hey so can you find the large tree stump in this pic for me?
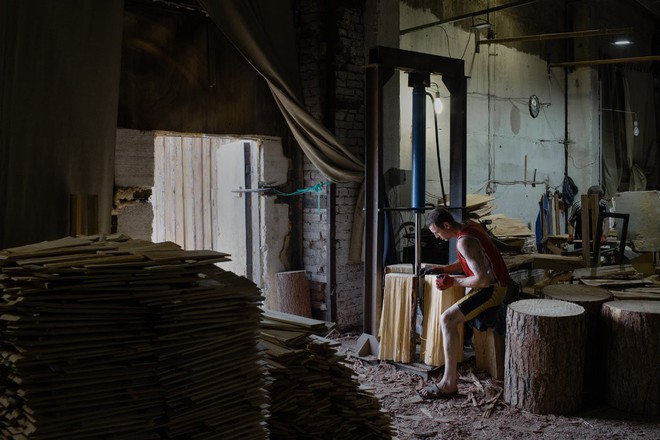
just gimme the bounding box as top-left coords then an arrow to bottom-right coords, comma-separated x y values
276,270 -> 312,318
602,300 -> 660,415
505,299 -> 586,414
543,284 -> 612,398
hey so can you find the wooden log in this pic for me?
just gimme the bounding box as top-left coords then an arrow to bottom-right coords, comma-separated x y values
275,270 -> 312,318
542,284 -> 612,399
378,273 -> 415,363
474,328 -> 505,380
602,300 -> 660,415
419,275 -> 464,366
505,299 -> 586,414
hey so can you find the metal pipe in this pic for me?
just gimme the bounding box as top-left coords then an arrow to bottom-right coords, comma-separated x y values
478,27 -> 633,45
549,55 -> 660,68
400,0 -> 537,35
411,82 -> 426,215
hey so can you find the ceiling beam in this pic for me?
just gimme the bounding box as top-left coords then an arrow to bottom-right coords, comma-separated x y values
400,0 -> 537,36
549,55 -> 660,68
478,27 -> 633,45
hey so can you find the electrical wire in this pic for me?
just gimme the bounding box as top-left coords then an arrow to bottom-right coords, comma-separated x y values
425,92 -> 447,206
460,30 -> 472,60
437,26 -> 452,58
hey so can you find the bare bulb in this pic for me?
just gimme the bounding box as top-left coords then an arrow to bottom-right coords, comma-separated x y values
433,94 -> 443,114
633,120 -> 640,137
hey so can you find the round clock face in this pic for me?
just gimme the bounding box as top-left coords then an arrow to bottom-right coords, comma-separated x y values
529,95 -> 540,118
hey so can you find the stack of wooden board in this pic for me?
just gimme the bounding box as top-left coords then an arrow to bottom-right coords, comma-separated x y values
479,214 -> 534,250
260,310 -> 393,439
377,273 -> 415,363
571,264 -> 660,300
0,235 -> 267,440
420,276 -> 464,366
439,194 -> 495,220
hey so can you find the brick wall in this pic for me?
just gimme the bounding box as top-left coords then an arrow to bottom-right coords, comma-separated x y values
296,0 -> 365,331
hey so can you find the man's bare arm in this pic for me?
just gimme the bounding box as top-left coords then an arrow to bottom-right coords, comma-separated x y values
452,236 -> 494,288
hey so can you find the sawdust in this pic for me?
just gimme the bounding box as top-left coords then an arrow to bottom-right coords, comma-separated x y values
331,334 -> 660,440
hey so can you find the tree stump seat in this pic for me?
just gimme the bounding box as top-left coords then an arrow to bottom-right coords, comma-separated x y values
602,300 -> 660,416
505,298 -> 586,415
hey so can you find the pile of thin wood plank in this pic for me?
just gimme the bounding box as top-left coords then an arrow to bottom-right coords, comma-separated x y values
0,235 -> 267,440
260,310 -> 394,439
572,264 -> 660,300
440,194 -> 533,250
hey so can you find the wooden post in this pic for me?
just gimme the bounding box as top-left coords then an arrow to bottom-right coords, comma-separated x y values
602,300 -> 660,415
580,194 -> 591,267
505,299 -> 586,414
542,284 -> 612,399
276,271 -> 312,318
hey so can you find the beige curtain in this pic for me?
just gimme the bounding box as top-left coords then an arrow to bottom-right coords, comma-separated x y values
602,66 -> 656,197
199,0 -> 364,182
199,0 -> 366,261
623,68 -> 656,191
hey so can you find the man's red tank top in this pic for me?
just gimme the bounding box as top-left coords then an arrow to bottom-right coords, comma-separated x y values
456,223 -> 509,287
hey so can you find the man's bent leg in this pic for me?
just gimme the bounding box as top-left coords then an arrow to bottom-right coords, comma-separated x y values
437,304 -> 466,393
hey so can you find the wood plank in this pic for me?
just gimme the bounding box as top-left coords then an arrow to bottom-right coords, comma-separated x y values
182,137 -> 196,250
201,137 -> 213,250
173,136 -> 185,248
153,135 -> 165,243
531,253 -> 585,270
163,136 -> 176,244
210,138 -> 220,252
192,137 -> 204,250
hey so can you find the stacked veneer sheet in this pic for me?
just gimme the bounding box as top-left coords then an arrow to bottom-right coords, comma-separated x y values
0,235 -> 267,440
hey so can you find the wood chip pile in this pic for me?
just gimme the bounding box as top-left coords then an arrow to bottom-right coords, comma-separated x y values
0,235 -> 268,440
260,310 -> 394,439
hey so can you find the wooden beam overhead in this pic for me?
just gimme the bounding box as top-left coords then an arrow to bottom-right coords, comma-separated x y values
478,27 -> 634,45
549,55 -> 660,68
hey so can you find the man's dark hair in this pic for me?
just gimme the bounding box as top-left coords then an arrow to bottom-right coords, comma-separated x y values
425,208 -> 458,228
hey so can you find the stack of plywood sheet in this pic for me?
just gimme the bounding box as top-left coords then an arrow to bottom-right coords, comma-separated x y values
0,235 -> 267,440
479,213 -> 534,250
465,194 -> 496,220
439,194 -> 496,220
260,310 -> 393,439
439,194 -> 533,250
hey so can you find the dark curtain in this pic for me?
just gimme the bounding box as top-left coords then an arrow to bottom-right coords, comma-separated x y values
602,65 -> 657,196
0,0 -> 124,247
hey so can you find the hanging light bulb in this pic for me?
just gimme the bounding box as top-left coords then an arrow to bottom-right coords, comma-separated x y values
633,119 -> 640,137
433,91 -> 444,114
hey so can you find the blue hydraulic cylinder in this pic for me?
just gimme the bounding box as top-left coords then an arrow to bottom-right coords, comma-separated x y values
411,84 -> 426,213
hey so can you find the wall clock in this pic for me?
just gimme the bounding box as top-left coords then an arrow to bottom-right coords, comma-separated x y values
529,94 -> 540,118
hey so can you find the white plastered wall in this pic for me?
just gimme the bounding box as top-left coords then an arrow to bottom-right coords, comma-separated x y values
258,138 -> 290,310
396,4 -> 600,232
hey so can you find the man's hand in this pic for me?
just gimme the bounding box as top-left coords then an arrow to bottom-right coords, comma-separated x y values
435,274 -> 454,290
420,265 -> 447,276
